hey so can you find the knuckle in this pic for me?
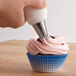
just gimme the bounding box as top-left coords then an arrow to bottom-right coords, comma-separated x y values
10,20 -> 25,29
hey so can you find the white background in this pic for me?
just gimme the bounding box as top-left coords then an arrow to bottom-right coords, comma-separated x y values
0,0 -> 76,42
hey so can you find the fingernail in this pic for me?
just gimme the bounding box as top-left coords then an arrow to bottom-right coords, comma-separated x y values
42,0 -> 47,5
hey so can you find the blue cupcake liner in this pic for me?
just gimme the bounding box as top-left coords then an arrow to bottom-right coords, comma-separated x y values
27,53 -> 68,72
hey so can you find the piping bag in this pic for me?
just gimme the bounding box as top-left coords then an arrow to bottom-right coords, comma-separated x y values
24,6 -> 48,39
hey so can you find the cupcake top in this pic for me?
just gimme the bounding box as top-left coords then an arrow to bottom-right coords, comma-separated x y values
26,36 -> 69,55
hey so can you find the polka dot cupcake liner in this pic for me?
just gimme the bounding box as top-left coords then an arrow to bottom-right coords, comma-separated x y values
27,53 -> 68,72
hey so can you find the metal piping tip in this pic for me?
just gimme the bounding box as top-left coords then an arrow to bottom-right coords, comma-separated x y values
33,21 -> 48,38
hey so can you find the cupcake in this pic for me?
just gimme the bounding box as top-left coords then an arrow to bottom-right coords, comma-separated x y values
26,36 -> 69,72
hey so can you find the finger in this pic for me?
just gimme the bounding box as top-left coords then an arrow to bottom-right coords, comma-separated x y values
24,0 -> 47,9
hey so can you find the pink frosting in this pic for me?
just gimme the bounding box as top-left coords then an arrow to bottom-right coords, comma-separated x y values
26,36 -> 69,55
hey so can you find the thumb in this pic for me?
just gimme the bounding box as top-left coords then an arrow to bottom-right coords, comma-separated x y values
25,0 -> 47,8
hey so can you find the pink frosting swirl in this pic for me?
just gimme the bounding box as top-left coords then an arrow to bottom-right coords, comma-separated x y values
26,36 -> 69,55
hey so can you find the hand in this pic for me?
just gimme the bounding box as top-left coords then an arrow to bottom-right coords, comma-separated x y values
0,0 -> 47,28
